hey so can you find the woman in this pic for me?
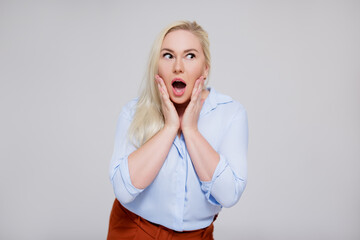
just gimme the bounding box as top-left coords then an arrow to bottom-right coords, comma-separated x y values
108,21 -> 248,240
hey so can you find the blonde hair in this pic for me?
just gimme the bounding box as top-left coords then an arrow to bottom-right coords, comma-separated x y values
128,21 -> 211,147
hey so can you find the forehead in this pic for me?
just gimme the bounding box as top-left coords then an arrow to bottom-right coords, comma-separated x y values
161,30 -> 202,51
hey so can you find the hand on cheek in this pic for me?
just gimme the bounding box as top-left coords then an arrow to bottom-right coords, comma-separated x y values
181,76 -> 205,133
155,75 -> 180,131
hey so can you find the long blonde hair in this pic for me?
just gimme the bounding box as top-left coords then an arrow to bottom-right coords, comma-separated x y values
128,20 -> 211,147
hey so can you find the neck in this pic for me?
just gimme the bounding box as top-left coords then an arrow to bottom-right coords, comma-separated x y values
174,100 -> 189,117
173,89 -> 210,117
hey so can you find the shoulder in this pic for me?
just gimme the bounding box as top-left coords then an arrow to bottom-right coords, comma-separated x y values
209,88 -> 247,119
118,98 -> 138,121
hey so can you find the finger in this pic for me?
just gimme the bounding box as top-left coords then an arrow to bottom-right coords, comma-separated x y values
192,76 -> 204,101
193,77 -> 205,107
189,82 -> 199,105
191,78 -> 202,98
155,75 -> 169,99
155,75 -> 162,92
158,77 -> 170,98
157,83 -> 164,96
198,76 -> 205,94
155,77 -> 164,96
155,74 -> 162,86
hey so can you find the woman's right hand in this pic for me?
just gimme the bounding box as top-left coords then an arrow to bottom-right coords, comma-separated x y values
155,75 -> 180,132
126,76 -> 180,190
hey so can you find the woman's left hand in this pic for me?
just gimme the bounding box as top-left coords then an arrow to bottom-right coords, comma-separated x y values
181,76 -> 205,133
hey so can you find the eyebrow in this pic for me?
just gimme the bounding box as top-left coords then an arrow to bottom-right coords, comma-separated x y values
161,48 -> 199,53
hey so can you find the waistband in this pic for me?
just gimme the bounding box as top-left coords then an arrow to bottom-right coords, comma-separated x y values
116,199 -> 216,239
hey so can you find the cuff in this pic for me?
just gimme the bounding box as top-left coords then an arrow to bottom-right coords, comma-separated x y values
119,155 -> 144,196
200,154 -> 229,206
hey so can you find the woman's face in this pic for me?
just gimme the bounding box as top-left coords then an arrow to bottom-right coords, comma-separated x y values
158,29 -> 209,105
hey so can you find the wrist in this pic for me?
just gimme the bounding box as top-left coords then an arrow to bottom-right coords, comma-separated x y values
182,127 -> 199,137
163,124 -> 179,134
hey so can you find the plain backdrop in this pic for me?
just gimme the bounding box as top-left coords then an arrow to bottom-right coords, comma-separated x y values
0,0 -> 359,239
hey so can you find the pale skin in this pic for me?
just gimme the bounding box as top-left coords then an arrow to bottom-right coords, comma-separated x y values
128,30 -> 220,189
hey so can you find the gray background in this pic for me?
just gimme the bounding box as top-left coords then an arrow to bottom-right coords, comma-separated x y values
0,0 -> 359,239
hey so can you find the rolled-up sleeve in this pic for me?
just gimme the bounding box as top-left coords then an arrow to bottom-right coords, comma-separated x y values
109,105 -> 144,204
201,106 -> 248,208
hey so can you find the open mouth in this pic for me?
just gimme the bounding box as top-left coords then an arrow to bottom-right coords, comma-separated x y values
171,79 -> 187,96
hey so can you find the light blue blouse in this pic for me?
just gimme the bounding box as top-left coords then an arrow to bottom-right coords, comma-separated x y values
109,87 -> 248,232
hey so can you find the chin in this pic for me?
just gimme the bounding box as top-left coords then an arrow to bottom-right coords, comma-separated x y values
170,95 -> 191,106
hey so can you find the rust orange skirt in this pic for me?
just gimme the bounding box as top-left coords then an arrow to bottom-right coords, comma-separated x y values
107,199 -> 215,240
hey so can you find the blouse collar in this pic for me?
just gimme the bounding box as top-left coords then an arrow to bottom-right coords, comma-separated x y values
200,87 -> 233,117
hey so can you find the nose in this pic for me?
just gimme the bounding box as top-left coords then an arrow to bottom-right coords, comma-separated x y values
173,58 -> 184,73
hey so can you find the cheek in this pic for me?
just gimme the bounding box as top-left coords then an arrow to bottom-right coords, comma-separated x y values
157,62 -> 173,90
187,63 -> 206,80
158,61 -> 172,78
157,62 -> 165,77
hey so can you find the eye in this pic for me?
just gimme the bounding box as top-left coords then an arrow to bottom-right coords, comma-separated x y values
185,53 -> 196,59
163,53 -> 173,59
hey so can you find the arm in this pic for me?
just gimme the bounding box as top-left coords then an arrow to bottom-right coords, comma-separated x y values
110,112 -> 177,204
128,125 -> 177,189
200,107 -> 248,208
109,107 -> 140,204
110,76 -> 180,204
182,79 -> 248,207
182,129 -> 220,181
182,77 -> 220,181
127,75 -> 180,189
